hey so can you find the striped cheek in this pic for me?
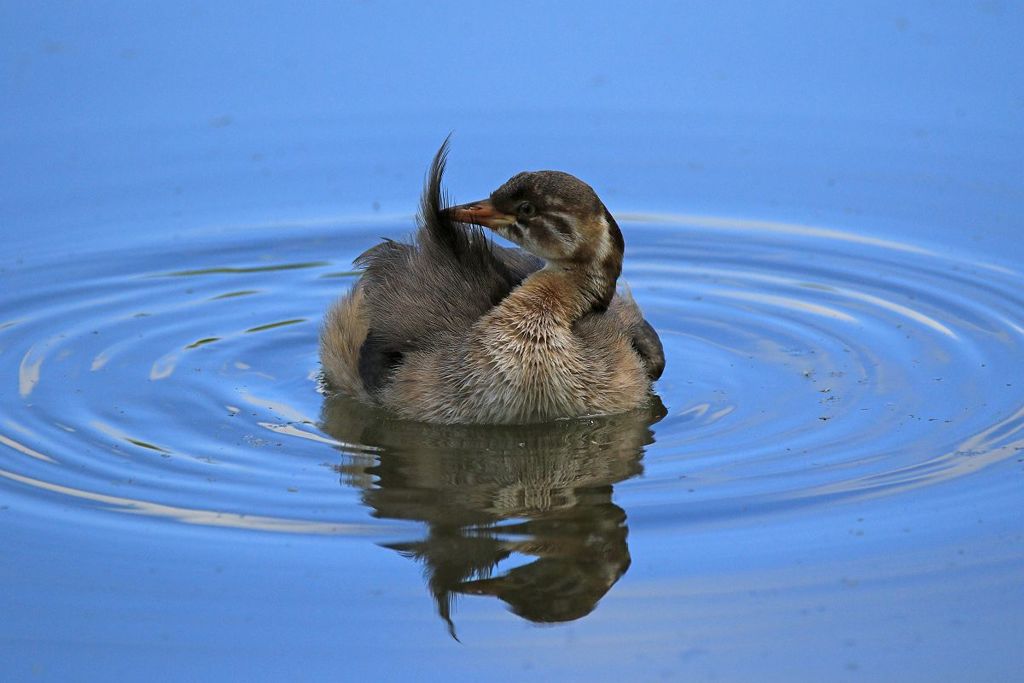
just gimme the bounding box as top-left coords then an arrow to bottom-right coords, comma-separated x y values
545,212 -> 578,239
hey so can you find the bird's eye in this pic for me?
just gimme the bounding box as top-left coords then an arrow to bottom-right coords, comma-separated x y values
517,201 -> 536,218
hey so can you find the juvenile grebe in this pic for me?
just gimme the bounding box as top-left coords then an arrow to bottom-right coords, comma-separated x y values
320,142 -> 663,424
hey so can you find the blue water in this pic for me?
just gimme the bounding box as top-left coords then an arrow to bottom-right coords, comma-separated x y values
2,3 -> 1023,681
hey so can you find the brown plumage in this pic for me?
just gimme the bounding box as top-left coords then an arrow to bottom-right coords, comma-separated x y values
319,141 -> 664,424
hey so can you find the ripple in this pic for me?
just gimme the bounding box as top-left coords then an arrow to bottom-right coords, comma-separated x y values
620,214 -> 1024,523
0,215 -> 1022,544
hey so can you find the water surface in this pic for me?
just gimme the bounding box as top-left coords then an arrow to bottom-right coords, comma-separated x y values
2,210 -> 1022,680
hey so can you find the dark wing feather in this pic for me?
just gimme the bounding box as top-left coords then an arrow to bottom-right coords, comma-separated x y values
630,319 -> 665,380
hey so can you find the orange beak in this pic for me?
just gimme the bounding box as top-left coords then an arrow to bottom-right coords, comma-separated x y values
445,199 -> 516,229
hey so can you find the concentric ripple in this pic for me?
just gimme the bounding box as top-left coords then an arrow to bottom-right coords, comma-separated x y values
620,214 -> 1024,525
0,216 -> 1022,537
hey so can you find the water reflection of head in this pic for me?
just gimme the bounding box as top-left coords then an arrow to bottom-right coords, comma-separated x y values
321,394 -> 665,635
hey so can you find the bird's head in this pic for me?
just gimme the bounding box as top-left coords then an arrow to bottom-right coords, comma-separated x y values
446,171 -> 624,277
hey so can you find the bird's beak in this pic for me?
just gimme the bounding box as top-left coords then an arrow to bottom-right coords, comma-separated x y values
445,199 -> 516,229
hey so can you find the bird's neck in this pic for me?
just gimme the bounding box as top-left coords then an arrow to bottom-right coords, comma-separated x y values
487,209 -> 624,329
500,261 -> 618,327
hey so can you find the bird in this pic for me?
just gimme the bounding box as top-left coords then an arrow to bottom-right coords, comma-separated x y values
319,140 -> 664,424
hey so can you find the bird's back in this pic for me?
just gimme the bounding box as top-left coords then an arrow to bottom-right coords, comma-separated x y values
352,142 -> 542,392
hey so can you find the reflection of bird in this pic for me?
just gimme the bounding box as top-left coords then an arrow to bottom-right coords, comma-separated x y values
320,140 -> 664,424
321,394 -> 665,636
454,499 -> 630,624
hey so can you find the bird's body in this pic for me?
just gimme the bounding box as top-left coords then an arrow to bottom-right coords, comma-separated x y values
320,142 -> 664,424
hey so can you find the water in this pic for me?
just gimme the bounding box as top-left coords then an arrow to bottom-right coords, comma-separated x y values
3,212 -> 1022,678
3,3 -> 1023,681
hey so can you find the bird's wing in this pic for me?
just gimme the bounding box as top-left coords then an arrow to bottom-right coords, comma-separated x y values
355,141 -> 541,377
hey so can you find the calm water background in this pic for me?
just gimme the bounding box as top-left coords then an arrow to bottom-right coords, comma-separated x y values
2,2 -> 1023,681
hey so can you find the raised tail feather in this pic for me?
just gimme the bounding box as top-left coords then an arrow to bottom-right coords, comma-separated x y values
419,136 -> 534,282
354,140 -> 541,393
